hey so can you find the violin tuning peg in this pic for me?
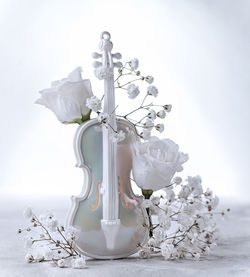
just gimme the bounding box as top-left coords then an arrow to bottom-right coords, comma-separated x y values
114,62 -> 123,68
112,53 -> 122,60
93,61 -> 102,68
92,52 -> 102,59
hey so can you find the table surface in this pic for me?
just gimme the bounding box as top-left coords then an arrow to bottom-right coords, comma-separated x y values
1,196 -> 250,277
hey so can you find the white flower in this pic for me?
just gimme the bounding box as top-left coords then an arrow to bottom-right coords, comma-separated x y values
145,76 -> 154,84
157,110 -> 166,119
164,188 -> 175,203
43,247 -> 53,260
71,256 -> 87,269
192,252 -> 200,260
140,129 -> 151,140
148,237 -> 160,247
178,185 -> 191,199
139,248 -> 151,259
24,253 -> 34,263
147,85 -> 158,97
187,176 -> 203,196
94,66 -> 113,80
164,104 -> 172,113
177,213 -> 193,227
158,214 -> 171,230
210,195 -> 219,209
127,84 -> 140,99
57,259 -> 65,268
112,130 -> 126,142
39,211 -> 58,232
24,238 -> 33,249
155,124 -> 164,133
160,242 -> 174,259
141,199 -> 152,209
23,207 -> 33,219
129,58 -> 139,71
132,137 -> 189,191
148,109 -> 156,120
34,251 -> 44,262
97,112 -> 109,124
151,196 -> 160,206
86,96 -> 102,112
173,176 -> 182,184
144,119 -> 154,131
36,67 -> 93,123
153,227 -> 165,241
65,226 -> 80,241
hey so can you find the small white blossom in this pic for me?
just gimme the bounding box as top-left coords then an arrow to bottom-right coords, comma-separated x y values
23,207 -> 33,219
164,104 -> 172,112
112,130 -> 126,142
160,242 -> 174,259
24,238 -> 33,249
95,66 -> 113,80
148,237 -> 160,247
141,199 -> 152,209
147,86 -> 158,97
39,211 -> 58,232
153,227 -> 165,241
140,129 -> 151,140
65,226 -> 80,241
148,109 -> 156,120
210,195 -> 219,209
192,252 -> 200,260
157,110 -> 166,119
155,124 -> 164,133
177,213 -> 193,227
127,84 -> 140,99
187,176 -> 203,196
34,251 -> 44,262
178,185 -> 191,199
71,256 -> 87,269
145,76 -> 154,84
144,119 -> 154,131
24,253 -> 34,263
139,248 -> 151,259
129,58 -> 139,71
164,189 -> 175,203
151,196 -> 160,206
86,96 -> 102,112
158,214 -> 171,230
57,259 -> 66,268
97,112 -> 109,124
173,176 -> 182,184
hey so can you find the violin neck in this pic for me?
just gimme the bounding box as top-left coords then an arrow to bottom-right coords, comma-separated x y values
100,33 -> 119,222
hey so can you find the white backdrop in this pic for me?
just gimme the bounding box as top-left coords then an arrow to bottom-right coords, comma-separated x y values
0,0 -> 249,202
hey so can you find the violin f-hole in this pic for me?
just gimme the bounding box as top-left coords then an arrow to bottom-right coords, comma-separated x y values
89,180 -> 102,210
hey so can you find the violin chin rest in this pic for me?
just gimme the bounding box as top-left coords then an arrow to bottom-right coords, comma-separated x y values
101,219 -> 121,250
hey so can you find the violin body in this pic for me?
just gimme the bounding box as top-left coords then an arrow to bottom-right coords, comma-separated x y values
67,118 -> 149,259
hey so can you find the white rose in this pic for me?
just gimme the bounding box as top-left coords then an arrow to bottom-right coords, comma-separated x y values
132,137 -> 189,191
36,67 -> 93,123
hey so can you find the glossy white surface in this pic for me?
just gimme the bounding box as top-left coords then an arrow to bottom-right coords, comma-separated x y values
1,196 -> 249,277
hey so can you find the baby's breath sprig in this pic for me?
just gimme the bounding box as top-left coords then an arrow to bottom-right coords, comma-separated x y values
18,209 -> 86,269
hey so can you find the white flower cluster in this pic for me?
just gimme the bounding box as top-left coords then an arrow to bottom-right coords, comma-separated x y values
19,209 -> 86,269
138,175 -> 226,260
